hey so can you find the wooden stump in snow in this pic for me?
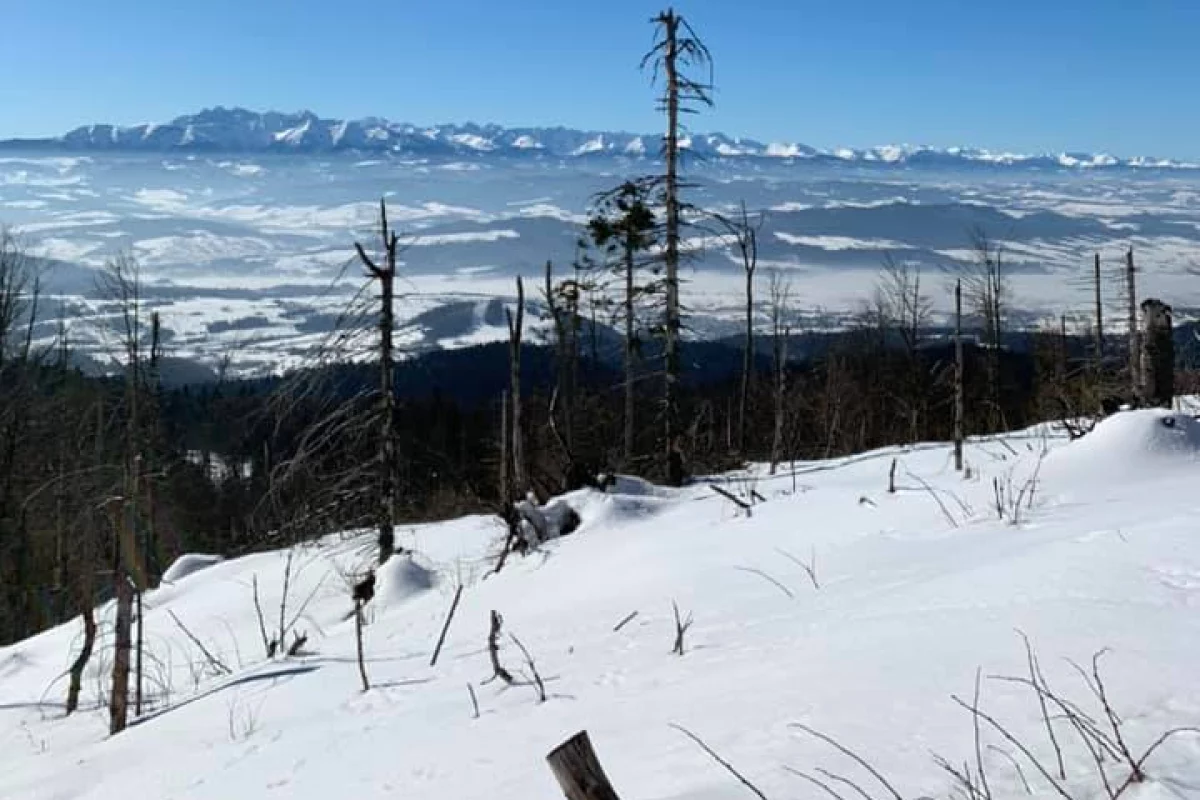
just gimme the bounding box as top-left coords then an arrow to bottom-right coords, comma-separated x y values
1139,298 -> 1174,409
547,730 -> 622,800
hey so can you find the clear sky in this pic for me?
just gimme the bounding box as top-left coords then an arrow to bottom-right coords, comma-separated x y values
3,0 -> 1199,158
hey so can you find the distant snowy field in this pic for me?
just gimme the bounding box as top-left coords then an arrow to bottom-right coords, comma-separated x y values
3,152 -> 1200,373
3,407 -> 1200,799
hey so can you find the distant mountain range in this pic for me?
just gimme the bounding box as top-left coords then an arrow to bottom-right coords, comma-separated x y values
2,107 -> 1196,171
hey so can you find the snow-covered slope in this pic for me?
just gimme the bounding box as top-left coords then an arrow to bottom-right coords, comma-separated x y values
3,106 -> 1196,169
3,410 -> 1200,799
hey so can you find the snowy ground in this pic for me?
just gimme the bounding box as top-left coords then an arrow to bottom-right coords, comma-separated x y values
3,409 -> 1200,799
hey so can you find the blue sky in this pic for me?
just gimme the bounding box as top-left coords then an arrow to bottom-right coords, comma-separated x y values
3,0 -> 1199,158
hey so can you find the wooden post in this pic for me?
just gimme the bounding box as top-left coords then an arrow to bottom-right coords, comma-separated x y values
1125,247 -> 1139,401
547,730 -> 623,800
1139,298 -> 1174,408
954,279 -> 964,472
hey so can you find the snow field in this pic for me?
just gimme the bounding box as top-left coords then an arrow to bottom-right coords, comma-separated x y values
2,411 -> 1200,799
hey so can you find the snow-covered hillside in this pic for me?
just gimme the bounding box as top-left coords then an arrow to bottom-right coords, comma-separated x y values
3,106 -> 1197,169
3,409 -> 1200,799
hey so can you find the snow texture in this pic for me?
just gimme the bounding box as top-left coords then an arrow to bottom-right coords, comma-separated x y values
160,554 -> 225,584
3,410 -> 1200,799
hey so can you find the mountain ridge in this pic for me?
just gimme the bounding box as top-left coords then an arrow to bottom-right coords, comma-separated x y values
1,106 -> 1195,170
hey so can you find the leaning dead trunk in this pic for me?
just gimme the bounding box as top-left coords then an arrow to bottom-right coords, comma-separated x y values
66,607 -> 97,715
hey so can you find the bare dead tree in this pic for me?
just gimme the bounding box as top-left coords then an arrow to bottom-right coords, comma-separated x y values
1124,247 -> 1139,401
486,609 -> 514,685
768,271 -> 791,474
99,252 -> 150,735
506,278 -> 527,497
962,229 -> 1009,431
499,392 -> 510,507
65,606 -> 97,715
643,7 -> 714,486
542,259 -> 579,482
354,199 -> 402,564
873,254 -> 932,442
714,202 -> 764,456
954,278 -> 965,472
0,228 -> 42,643
671,600 -> 693,655
1093,252 -> 1104,361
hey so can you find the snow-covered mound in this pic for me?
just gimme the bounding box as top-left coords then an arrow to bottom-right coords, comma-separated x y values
160,553 -> 224,584
375,553 -> 436,610
1042,409 -> 1200,486
3,426 -> 1200,800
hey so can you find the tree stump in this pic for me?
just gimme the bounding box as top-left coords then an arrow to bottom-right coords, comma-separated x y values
547,730 -> 622,800
1139,298 -> 1174,408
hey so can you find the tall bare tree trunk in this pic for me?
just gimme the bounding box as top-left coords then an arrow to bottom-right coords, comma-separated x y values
355,201 -> 400,564
739,241 -> 755,456
623,235 -> 636,467
499,392 -> 510,504
1093,252 -> 1104,361
110,512 -> 133,734
506,278 -> 526,496
954,279 -> 964,473
661,10 -> 684,486
1125,246 -> 1139,401
768,273 -> 789,475
770,328 -> 787,474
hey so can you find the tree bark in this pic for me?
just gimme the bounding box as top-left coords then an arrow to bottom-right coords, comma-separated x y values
355,200 -> 399,564
1139,298 -> 1174,408
506,278 -> 526,496
109,566 -> 132,734
1093,252 -> 1104,361
740,245 -> 755,456
661,10 -> 683,487
547,730 -> 623,800
499,392 -> 510,505
954,279 -> 965,472
623,233 -> 636,467
1125,247 -> 1139,401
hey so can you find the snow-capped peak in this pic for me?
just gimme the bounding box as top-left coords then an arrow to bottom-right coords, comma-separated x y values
10,106 -> 1195,170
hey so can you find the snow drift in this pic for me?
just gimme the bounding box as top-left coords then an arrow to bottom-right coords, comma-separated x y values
3,420 -> 1200,800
